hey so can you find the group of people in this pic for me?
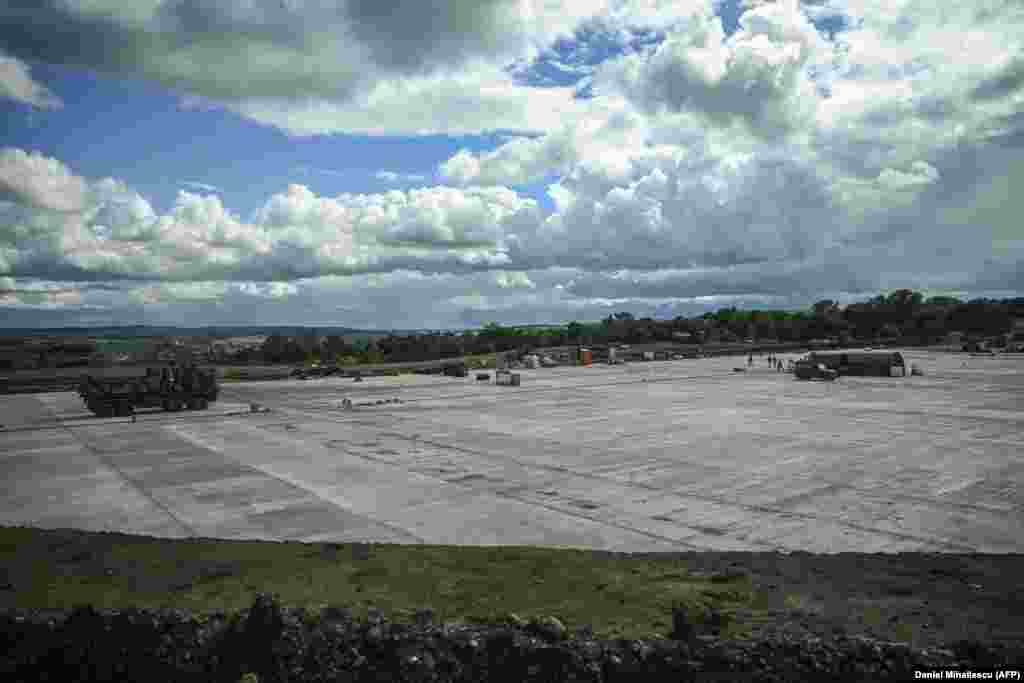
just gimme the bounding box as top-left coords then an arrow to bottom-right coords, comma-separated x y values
748,352 -> 787,372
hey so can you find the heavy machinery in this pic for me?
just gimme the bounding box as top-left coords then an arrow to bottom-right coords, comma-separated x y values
77,364 -> 219,417
792,359 -> 839,381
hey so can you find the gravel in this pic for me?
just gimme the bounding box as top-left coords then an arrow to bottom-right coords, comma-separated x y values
2,594 -> 1021,682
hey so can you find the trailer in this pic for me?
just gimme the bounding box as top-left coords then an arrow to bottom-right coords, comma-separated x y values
793,360 -> 838,381
807,350 -> 906,377
77,365 -> 219,417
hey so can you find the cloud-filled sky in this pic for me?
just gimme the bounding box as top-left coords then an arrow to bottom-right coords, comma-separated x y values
0,0 -> 1021,329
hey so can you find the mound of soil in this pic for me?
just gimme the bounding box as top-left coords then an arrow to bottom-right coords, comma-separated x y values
2,594 -> 1022,683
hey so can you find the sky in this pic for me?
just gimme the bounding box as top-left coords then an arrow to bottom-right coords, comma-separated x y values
0,0 -> 1022,330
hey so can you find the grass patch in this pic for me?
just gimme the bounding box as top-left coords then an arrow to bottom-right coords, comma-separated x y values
0,526 -> 757,640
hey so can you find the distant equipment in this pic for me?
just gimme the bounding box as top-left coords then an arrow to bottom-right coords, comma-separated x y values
77,365 -> 219,417
476,372 -> 491,381
495,370 -> 521,386
806,350 -> 906,377
793,360 -> 839,381
442,363 -> 468,378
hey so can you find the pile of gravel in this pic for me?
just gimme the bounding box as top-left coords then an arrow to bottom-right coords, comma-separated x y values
1,595 -> 1020,682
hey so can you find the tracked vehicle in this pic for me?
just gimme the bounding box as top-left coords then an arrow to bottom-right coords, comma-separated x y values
77,364 -> 219,417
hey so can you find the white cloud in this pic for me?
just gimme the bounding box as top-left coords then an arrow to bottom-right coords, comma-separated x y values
375,170 -> 427,183
3,1 -> 1024,326
224,66 -> 584,136
0,148 -> 87,212
0,51 -> 62,109
181,181 -> 222,193
0,148 -> 546,284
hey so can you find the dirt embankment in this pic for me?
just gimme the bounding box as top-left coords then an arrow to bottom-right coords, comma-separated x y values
2,594 -> 1022,683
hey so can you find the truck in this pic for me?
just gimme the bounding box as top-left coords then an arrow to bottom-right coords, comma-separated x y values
77,365 -> 219,417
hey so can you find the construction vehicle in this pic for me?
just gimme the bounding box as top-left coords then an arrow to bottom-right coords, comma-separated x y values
77,364 -> 219,417
792,359 -> 839,381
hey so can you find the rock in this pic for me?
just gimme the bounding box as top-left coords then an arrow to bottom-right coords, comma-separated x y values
506,613 -> 528,628
528,615 -> 567,641
321,605 -> 353,624
414,607 -> 434,628
575,624 -> 594,640
351,543 -> 371,562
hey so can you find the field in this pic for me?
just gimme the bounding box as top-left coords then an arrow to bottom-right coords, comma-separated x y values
1,350 -> 1022,646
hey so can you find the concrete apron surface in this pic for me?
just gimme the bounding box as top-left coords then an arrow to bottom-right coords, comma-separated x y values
1,350 -> 1022,553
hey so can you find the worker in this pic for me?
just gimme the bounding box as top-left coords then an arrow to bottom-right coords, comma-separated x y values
748,354 -> 753,367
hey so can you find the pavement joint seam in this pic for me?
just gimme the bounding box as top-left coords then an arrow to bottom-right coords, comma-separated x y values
364,426 -> 978,553
323,438 -> 709,551
48,407 -> 199,538
164,424 -> 429,545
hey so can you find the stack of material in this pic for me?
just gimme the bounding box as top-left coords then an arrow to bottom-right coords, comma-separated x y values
495,371 -> 521,386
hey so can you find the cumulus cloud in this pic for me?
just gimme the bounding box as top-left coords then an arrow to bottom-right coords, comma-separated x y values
0,51 -> 62,109
597,1 -> 828,137
3,1 -> 1024,327
0,148 -> 543,284
0,0 -> 611,136
0,148 -> 88,212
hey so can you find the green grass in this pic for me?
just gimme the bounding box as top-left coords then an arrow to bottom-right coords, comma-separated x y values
0,527 -> 756,639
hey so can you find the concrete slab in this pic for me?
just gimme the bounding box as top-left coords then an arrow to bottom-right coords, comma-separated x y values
1,350 -> 1022,552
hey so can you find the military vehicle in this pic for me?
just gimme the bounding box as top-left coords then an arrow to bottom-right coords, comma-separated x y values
793,359 -> 839,381
77,364 -> 219,417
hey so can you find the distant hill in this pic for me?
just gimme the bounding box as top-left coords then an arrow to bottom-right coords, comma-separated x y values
0,326 -> 394,339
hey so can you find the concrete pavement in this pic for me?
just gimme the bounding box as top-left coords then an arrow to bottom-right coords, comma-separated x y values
1,350 -> 1021,552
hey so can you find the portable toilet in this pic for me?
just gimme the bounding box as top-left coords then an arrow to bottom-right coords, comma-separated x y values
580,348 -> 593,366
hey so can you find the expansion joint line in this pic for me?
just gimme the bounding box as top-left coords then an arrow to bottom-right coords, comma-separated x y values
44,400 -> 199,538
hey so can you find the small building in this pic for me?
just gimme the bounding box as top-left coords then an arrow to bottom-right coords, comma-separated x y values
808,350 -> 906,377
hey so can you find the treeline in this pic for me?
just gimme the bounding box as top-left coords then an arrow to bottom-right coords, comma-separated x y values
219,290 -> 1023,366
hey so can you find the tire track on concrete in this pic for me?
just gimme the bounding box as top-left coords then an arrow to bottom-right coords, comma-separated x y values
321,438 -> 710,552
165,424 -> 427,545
55,420 -> 199,538
355,426 -> 976,552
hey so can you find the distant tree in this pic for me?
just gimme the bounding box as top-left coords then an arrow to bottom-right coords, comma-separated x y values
566,321 -> 584,340
261,333 -> 286,362
925,295 -> 963,306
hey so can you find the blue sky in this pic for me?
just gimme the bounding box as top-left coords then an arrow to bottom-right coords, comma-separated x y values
0,1 -> 1021,328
